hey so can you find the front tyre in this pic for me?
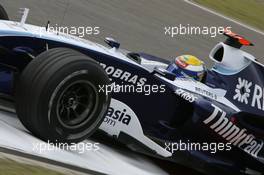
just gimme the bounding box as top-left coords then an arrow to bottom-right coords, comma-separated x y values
15,48 -> 110,143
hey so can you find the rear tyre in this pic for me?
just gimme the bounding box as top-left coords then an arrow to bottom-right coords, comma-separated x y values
0,4 -> 9,20
15,48 -> 110,143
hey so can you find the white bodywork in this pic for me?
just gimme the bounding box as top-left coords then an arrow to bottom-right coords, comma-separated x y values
209,42 -> 264,75
99,99 -> 172,157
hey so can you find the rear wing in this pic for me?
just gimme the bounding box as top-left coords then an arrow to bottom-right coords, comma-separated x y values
223,29 -> 254,48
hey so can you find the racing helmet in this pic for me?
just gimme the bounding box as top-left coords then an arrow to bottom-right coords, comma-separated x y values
167,55 -> 206,81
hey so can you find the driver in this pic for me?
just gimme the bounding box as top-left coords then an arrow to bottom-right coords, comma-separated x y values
167,55 -> 206,82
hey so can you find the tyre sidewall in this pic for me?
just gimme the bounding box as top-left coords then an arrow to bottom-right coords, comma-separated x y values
34,59 -> 109,143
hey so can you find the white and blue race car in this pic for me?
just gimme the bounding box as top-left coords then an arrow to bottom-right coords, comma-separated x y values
0,5 -> 263,175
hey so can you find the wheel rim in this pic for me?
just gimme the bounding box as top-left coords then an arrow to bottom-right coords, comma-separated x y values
56,80 -> 98,128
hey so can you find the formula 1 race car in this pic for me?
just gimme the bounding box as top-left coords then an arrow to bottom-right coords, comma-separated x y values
0,5 -> 263,175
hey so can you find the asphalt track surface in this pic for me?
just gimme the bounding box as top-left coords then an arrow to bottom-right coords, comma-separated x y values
1,0 -> 264,65
0,0 -> 263,175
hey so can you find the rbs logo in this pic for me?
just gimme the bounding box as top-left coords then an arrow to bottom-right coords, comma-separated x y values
233,77 -> 264,111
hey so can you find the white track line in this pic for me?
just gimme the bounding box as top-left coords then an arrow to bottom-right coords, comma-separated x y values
184,0 -> 264,36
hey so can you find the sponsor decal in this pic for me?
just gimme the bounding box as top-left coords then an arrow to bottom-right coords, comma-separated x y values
175,89 -> 197,102
203,104 -> 263,158
103,106 -> 131,127
100,63 -> 147,85
195,87 -> 217,100
233,77 -> 264,111
233,77 -> 252,104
